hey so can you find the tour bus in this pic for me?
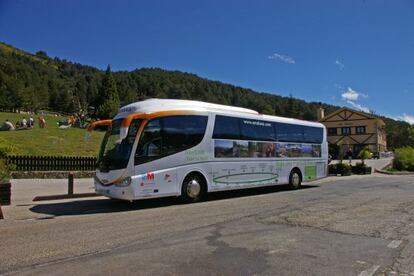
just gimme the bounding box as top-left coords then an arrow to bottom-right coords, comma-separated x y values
88,99 -> 328,203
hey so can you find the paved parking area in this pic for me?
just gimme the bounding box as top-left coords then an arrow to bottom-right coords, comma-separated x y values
1,172 -> 413,275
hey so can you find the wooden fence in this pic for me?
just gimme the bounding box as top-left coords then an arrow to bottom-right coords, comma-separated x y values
7,155 -> 97,171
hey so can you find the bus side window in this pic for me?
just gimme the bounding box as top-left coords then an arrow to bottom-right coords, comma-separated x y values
161,116 -> 207,155
212,116 -> 241,140
303,126 -> 323,144
240,119 -> 276,141
135,119 -> 162,162
275,123 -> 304,142
135,116 -> 208,165
126,119 -> 141,144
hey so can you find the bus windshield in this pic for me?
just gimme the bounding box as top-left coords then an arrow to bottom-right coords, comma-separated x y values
97,119 -> 142,172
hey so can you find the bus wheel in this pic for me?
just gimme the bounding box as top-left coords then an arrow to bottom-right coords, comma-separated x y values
289,169 -> 302,190
181,173 -> 206,203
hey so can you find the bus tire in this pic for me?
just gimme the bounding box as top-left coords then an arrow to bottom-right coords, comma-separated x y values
180,172 -> 207,203
289,168 -> 302,190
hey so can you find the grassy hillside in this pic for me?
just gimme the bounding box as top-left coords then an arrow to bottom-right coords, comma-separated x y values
0,42 -> 55,67
0,112 -> 104,156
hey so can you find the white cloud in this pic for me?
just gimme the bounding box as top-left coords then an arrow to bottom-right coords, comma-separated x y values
397,113 -> 414,125
341,87 -> 367,101
268,53 -> 295,64
346,100 -> 370,113
335,60 -> 345,70
340,87 -> 370,113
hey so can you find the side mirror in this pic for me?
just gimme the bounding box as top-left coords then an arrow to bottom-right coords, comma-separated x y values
85,120 -> 112,141
87,120 -> 112,132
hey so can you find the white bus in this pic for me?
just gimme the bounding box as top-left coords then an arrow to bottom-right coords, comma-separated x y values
89,99 -> 328,203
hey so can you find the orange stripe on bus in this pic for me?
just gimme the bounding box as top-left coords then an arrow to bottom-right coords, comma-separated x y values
121,110 -> 203,127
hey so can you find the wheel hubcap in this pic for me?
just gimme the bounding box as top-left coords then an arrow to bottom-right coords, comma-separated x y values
292,173 -> 300,187
187,179 -> 201,198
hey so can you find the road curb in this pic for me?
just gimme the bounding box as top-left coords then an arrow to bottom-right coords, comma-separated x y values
375,169 -> 414,175
33,192 -> 100,201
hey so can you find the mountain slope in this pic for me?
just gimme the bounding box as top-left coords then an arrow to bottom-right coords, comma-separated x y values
0,41 -> 412,149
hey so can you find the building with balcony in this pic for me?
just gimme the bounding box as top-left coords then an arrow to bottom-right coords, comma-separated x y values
318,107 -> 387,158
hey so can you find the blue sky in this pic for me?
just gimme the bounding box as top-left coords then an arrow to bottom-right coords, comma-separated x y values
0,0 -> 413,123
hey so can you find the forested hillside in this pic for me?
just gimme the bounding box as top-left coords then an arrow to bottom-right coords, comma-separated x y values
0,41 -> 413,149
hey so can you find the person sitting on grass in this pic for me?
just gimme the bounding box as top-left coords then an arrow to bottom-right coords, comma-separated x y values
0,119 -> 15,131
21,117 -> 27,128
29,115 -> 34,128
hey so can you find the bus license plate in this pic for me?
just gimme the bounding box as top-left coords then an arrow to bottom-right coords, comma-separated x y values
98,189 -> 110,195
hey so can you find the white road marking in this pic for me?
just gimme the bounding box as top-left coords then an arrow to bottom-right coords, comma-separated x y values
387,240 -> 402,249
358,265 -> 380,276
356,260 -> 367,265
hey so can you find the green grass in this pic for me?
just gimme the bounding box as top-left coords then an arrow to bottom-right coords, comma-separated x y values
385,168 -> 400,172
0,112 -> 105,156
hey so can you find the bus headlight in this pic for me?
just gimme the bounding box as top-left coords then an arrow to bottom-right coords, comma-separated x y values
114,176 -> 132,187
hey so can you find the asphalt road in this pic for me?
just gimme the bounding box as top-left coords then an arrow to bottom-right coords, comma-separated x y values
1,174 -> 414,276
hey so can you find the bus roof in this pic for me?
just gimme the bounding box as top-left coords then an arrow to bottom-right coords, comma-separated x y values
115,99 -> 258,118
114,98 -> 324,128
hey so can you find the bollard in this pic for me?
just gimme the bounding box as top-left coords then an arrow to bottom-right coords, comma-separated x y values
0,181 -> 11,219
0,182 -> 11,206
68,172 -> 74,195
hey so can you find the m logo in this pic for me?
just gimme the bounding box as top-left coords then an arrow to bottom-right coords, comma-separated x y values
147,172 -> 155,181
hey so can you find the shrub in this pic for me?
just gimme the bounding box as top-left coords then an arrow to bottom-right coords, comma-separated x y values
328,164 -> 337,175
0,137 -> 19,181
393,147 -> 414,172
352,162 -> 372,174
336,163 -> 352,175
358,147 -> 372,165
329,163 -> 351,175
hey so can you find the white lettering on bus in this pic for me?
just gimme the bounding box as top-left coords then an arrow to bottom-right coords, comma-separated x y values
243,120 -> 271,127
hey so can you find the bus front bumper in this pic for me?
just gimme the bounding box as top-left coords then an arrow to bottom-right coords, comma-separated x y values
94,181 -> 135,201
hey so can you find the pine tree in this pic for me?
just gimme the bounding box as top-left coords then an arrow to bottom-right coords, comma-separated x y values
96,65 -> 120,119
262,104 -> 275,115
285,94 -> 300,118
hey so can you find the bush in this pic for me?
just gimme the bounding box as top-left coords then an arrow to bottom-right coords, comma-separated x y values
352,162 -> 372,175
328,164 -> 337,175
337,163 -> 352,175
0,137 -> 19,181
393,147 -> 414,172
328,163 -> 352,176
358,147 -> 372,165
